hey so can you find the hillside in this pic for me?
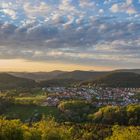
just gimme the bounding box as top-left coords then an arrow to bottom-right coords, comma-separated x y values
38,70 -> 109,87
0,73 -> 36,89
9,71 -> 66,81
9,70 -> 108,81
55,70 -> 108,81
39,78 -> 81,87
114,69 -> 140,74
7,70 -> 140,88
86,72 -> 140,88
9,69 -> 140,82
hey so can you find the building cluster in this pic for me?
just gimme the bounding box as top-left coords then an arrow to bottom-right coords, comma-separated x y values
41,87 -> 140,107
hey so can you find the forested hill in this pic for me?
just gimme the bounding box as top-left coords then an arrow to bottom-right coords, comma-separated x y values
83,72 -> 140,88
0,73 -> 36,89
55,70 -> 108,81
114,69 -> 140,74
9,70 -> 108,81
39,78 -> 81,87
9,69 -> 140,81
1,70 -> 140,88
38,71 -> 109,87
9,70 -> 65,81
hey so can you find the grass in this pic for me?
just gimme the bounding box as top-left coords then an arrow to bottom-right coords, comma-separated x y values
15,95 -> 46,104
4,104 -> 61,121
15,95 -> 46,100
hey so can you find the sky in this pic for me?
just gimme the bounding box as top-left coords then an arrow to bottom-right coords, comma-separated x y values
0,0 -> 140,72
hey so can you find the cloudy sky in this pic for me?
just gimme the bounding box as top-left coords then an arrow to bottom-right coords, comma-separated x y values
0,0 -> 140,71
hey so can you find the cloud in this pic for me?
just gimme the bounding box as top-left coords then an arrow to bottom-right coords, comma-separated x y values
0,15 -> 140,68
0,8 -> 17,19
59,0 -> 76,11
99,9 -> 104,14
23,2 -> 52,19
79,0 -> 95,8
0,0 -> 140,68
110,4 -> 119,13
110,1 -> 137,15
126,0 -> 133,5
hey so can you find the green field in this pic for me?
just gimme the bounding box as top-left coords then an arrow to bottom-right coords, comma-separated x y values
3,104 -> 61,121
15,95 -> 46,105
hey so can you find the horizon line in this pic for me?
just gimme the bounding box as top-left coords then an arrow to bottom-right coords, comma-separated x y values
0,68 -> 140,73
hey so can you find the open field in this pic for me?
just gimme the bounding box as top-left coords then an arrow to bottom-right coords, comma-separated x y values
15,95 -> 46,105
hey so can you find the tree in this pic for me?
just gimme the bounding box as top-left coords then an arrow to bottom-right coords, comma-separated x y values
89,106 -> 127,125
126,104 -> 140,125
0,118 -> 24,140
106,125 -> 140,140
58,100 -> 92,122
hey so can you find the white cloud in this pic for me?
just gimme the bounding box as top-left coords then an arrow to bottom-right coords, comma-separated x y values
110,1 -> 137,15
23,2 -> 52,18
99,9 -> 104,14
126,0 -> 133,5
110,4 -> 119,13
1,8 -> 17,19
59,0 -> 76,12
1,2 -> 12,8
126,7 -> 137,14
62,15 -> 74,29
79,0 -> 95,8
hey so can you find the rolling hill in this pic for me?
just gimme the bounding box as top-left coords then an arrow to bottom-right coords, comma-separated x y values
38,70 -> 109,87
0,73 -> 36,89
9,71 -> 66,81
39,78 -> 81,87
55,70 -> 108,81
9,70 -> 108,81
83,72 -> 140,88
6,70 -> 140,88
114,69 -> 140,74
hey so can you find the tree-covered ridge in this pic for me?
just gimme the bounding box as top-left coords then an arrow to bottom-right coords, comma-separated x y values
0,73 -> 36,89
39,78 -> 81,87
1,71 -> 140,88
83,72 -> 140,88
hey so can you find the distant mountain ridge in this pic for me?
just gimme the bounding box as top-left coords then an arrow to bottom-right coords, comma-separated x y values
114,69 -> 140,74
9,70 -> 65,81
9,69 -> 140,81
0,69 -> 139,88
55,70 -> 108,81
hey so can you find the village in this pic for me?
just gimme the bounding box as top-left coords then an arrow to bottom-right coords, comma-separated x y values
41,87 -> 140,107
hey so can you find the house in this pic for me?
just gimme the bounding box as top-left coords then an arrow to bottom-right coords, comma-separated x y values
41,97 -> 59,107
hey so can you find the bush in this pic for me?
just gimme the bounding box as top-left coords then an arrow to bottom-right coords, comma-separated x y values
0,119 -> 24,140
89,104 -> 140,125
106,125 -> 140,140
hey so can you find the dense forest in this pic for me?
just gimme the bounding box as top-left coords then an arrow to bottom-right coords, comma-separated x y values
0,117 -> 140,140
